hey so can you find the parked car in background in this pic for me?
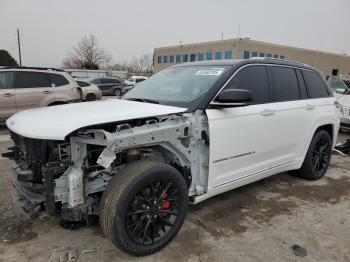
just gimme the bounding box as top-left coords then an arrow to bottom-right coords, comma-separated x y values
86,77 -> 125,96
76,80 -> 102,101
124,75 -> 148,86
327,75 -> 350,131
0,67 -> 81,122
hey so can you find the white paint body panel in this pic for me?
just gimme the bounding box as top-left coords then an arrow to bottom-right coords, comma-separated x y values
206,96 -> 339,193
6,99 -> 186,140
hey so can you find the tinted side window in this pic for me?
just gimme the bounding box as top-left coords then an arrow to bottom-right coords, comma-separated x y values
15,72 -> 48,88
90,78 -> 101,84
0,72 -> 14,89
48,73 -> 69,87
226,65 -> 269,104
77,81 -> 90,87
102,78 -> 121,84
296,70 -> 308,99
101,78 -> 111,84
303,70 -> 330,98
111,78 -> 122,84
271,66 -> 300,102
136,78 -> 145,83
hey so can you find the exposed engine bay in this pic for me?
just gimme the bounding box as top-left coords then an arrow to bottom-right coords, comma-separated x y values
5,111 -> 209,222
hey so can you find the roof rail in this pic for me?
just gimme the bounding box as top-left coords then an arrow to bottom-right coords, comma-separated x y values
0,66 -> 65,72
249,57 -> 305,65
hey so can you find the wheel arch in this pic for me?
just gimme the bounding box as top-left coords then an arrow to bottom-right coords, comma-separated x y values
140,144 -> 192,189
315,124 -> 334,143
48,101 -> 68,106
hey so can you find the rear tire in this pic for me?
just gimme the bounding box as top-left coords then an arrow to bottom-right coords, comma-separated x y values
113,88 -> 121,96
297,130 -> 332,180
100,160 -> 188,256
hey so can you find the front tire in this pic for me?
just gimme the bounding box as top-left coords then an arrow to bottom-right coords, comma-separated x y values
100,160 -> 188,256
297,130 -> 332,180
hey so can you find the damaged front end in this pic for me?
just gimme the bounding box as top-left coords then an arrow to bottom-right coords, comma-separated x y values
4,112 -> 209,222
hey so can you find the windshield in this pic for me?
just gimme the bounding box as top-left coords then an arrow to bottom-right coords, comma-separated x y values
124,65 -> 228,108
327,75 -> 349,94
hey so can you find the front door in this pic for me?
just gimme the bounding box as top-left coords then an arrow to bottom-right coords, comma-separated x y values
14,71 -> 53,112
206,65 -> 275,190
0,71 -> 16,120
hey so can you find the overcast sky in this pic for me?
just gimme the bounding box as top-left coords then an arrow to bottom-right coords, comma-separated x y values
1,0 -> 349,67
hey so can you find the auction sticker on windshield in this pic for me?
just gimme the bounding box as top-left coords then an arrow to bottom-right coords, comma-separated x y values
195,68 -> 225,76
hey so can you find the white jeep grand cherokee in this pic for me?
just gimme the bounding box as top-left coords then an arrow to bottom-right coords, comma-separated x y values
3,58 -> 340,256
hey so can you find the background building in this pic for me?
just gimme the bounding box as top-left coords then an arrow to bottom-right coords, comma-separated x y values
153,38 -> 350,78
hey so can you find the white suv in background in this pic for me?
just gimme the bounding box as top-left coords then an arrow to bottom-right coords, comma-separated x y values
4,58 -> 340,256
327,75 -> 350,131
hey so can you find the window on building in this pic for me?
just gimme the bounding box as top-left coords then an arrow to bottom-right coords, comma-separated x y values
280,55 -> 285,59
273,54 -> 279,59
271,66 -> 300,102
190,54 -> 196,62
15,72 -> 48,88
183,54 -> 188,62
243,50 -> 250,59
215,51 -> 222,60
259,53 -> 265,57
224,51 -> 233,59
206,52 -> 212,60
225,65 -> 269,104
163,56 -> 168,63
198,53 -> 204,61
157,56 -> 162,63
267,54 -> 272,58
302,70 -> 330,98
176,55 -> 181,63
170,55 -> 174,63
251,52 -> 258,57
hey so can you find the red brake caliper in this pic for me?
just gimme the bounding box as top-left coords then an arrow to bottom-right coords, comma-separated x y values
160,193 -> 170,217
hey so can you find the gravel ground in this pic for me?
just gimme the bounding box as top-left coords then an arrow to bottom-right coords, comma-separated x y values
0,128 -> 349,262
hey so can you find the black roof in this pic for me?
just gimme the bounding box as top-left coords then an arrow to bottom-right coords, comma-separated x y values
172,58 -> 315,71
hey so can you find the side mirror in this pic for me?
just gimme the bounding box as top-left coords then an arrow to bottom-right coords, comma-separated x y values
336,88 -> 346,94
210,89 -> 252,107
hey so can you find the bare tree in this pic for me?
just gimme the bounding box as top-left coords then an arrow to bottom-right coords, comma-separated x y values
63,34 -> 111,69
129,54 -> 153,75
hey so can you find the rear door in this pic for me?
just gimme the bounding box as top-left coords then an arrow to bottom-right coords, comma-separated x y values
267,66 -> 312,167
48,73 -> 79,101
206,65 -> 275,190
14,71 -> 52,111
0,71 -> 16,120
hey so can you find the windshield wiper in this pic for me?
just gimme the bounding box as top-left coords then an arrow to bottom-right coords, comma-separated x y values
126,98 -> 159,104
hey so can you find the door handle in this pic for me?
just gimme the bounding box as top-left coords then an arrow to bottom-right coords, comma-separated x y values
305,104 -> 315,110
3,93 -> 14,97
43,90 -> 52,94
260,109 -> 275,116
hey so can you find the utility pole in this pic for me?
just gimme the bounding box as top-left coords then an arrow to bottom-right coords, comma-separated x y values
17,29 -> 22,66
238,23 -> 241,38
221,32 -> 224,40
